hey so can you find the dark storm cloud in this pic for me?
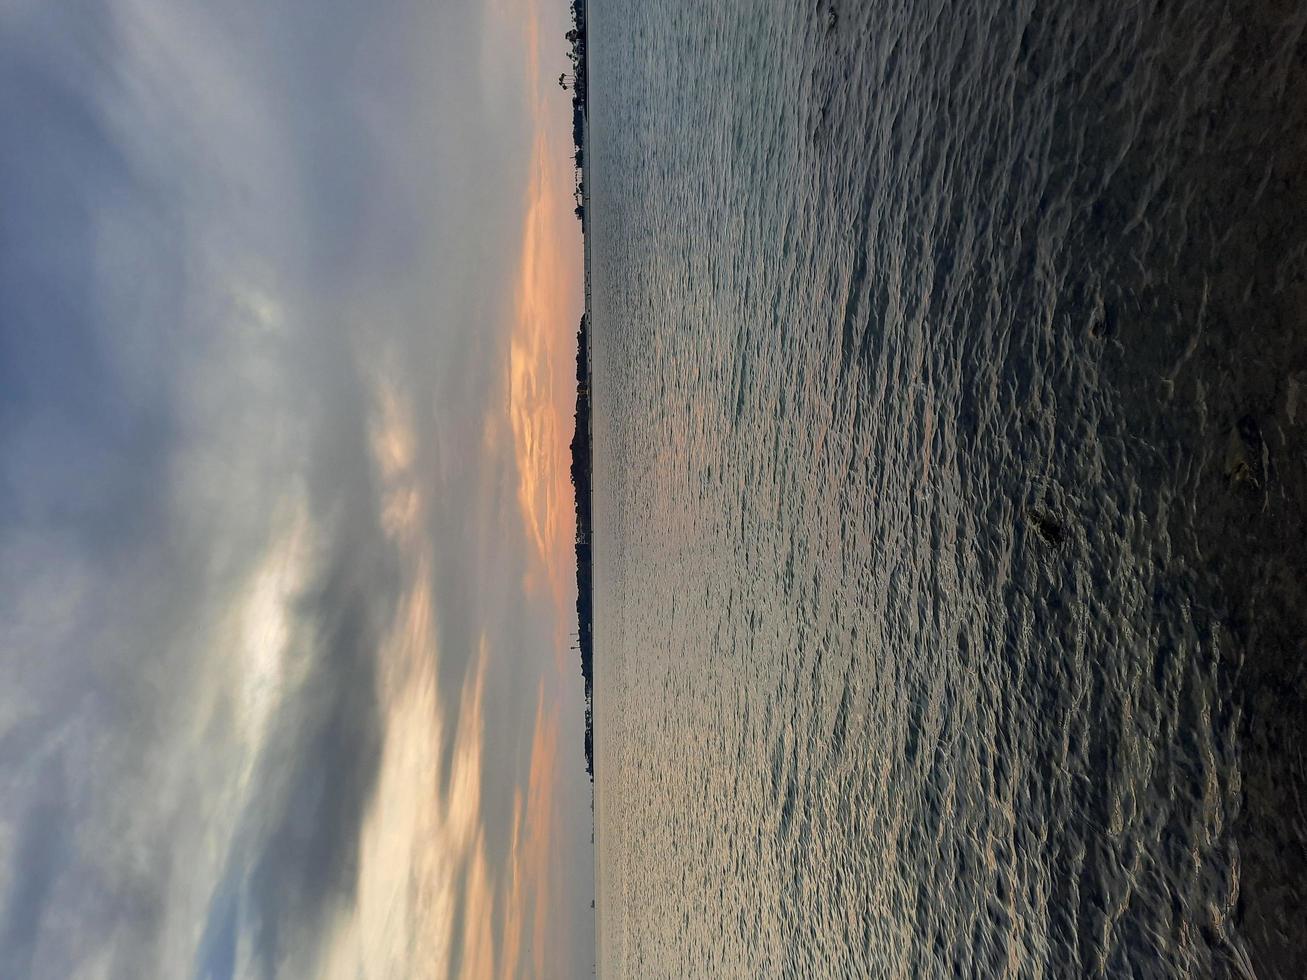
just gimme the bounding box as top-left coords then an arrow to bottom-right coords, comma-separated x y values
245,539 -> 394,976
191,509 -> 398,980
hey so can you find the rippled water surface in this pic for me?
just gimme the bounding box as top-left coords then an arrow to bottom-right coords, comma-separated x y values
587,1 -> 1307,976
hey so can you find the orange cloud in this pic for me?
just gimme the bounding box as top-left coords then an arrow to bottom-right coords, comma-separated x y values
507,0 -> 583,645
488,0 -> 583,974
509,131 -> 580,618
497,687 -> 564,980
525,690 -> 561,978
498,793 -> 525,980
317,379 -> 504,979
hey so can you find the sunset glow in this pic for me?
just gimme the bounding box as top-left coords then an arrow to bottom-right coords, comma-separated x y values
508,1 -> 585,634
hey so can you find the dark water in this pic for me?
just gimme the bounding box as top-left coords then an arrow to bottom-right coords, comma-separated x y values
587,0 -> 1307,976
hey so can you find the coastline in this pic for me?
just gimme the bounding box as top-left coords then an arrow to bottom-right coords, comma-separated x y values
562,0 -> 593,783
562,1 -> 600,972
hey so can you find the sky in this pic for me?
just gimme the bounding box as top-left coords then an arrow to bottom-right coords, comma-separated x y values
0,0 -> 591,977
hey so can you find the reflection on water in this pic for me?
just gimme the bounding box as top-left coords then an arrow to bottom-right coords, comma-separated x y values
588,0 -> 1307,976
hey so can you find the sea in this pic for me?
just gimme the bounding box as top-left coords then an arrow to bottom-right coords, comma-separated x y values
586,0 -> 1307,976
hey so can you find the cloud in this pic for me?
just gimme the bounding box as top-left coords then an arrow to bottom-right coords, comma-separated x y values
0,0 -> 593,975
0,756 -> 71,979
507,19 -> 586,649
523,693 -> 564,979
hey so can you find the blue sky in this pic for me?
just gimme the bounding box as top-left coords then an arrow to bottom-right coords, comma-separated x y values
0,0 -> 592,976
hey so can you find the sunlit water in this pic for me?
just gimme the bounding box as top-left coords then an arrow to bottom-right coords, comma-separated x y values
587,1 -> 1307,976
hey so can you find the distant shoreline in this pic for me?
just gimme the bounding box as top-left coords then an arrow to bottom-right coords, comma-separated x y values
563,0 -> 594,784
